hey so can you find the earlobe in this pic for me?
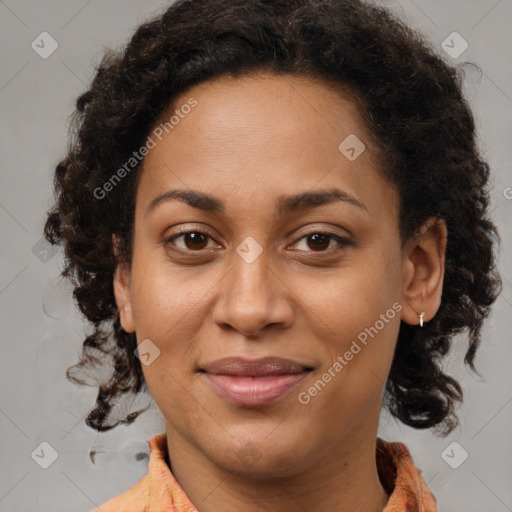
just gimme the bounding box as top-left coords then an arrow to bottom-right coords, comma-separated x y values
400,217 -> 448,327
112,235 -> 136,333
113,262 -> 136,333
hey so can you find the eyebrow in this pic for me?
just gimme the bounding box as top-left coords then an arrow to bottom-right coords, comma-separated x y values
145,187 -> 368,218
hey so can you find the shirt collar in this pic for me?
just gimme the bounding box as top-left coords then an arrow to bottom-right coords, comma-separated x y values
376,437 -> 438,512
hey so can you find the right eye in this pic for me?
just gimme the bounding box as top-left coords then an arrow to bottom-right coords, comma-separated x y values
163,229 -> 221,253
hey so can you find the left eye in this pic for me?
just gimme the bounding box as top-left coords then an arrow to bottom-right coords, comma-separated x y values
292,232 -> 350,252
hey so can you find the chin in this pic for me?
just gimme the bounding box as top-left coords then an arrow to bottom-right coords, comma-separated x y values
204,433 -> 318,478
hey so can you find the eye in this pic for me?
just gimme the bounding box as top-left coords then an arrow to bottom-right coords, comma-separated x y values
164,229 -> 219,253
290,232 -> 352,253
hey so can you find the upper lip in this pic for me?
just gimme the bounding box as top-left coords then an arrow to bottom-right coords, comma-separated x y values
201,356 -> 312,377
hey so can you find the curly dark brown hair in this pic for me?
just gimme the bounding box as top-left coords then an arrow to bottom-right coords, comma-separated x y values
44,0 -> 502,436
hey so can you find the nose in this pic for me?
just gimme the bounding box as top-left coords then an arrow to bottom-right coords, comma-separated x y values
211,249 -> 294,337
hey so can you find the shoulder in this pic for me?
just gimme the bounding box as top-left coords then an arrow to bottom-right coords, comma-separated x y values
87,433 -> 175,512
377,437 -> 438,512
89,473 -> 151,512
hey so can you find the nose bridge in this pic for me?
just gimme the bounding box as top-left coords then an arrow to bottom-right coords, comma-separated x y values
212,242 -> 293,335
232,244 -> 271,299
228,245 -> 275,313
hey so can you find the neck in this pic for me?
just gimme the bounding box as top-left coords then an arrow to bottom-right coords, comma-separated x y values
164,420 -> 390,512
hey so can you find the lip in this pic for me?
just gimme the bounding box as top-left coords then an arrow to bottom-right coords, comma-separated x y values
200,356 -> 313,407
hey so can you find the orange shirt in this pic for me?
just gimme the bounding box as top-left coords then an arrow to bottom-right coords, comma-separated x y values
92,433 -> 437,512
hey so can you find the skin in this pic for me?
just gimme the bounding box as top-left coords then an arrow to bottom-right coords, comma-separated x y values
113,71 -> 447,512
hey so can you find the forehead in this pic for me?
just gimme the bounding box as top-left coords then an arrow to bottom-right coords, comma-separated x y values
135,71 -> 395,224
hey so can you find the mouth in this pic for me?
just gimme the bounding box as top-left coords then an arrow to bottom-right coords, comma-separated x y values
199,356 -> 314,407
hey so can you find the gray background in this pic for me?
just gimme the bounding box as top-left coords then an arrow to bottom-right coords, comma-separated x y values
1,0 -> 511,511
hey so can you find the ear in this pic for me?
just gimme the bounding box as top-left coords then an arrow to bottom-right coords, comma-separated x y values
400,217 -> 448,327
112,234 -> 136,333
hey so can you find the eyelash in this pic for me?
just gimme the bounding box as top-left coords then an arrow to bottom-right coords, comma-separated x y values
163,227 -> 352,256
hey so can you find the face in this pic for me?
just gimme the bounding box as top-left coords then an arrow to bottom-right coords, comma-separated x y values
114,71 -> 445,476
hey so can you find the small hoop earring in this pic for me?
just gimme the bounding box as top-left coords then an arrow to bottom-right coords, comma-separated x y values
419,311 -> 426,327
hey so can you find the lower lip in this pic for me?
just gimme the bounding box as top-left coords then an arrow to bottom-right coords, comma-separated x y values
202,372 -> 309,406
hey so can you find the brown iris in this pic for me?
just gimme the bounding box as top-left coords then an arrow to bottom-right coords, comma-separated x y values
182,232 -> 209,250
306,233 -> 330,251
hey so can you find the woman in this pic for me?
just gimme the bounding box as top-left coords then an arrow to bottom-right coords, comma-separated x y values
43,0 -> 502,510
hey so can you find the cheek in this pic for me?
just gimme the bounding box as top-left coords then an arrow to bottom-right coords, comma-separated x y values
130,254 -> 203,336
313,282 -> 400,378
127,267 -> 201,399
304,250 -> 400,341
129,266 -> 203,416
303,248 -> 402,396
